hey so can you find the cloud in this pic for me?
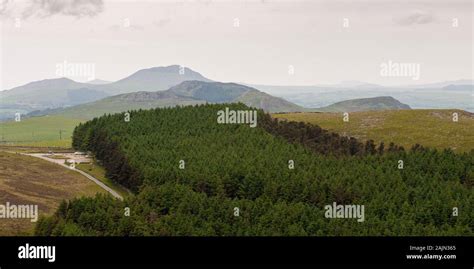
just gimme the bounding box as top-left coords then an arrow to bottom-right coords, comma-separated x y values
0,0 -> 104,19
394,10 -> 436,26
0,0 -> 11,16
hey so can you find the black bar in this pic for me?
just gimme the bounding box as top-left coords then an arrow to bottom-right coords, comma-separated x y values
0,237 -> 472,267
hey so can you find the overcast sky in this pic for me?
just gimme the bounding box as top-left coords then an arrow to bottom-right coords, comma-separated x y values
0,0 -> 472,90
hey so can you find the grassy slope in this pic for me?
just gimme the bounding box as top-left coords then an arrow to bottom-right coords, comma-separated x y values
273,109 -> 474,152
55,97 -> 205,120
0,151 -> 106,235
0,116 -> 83,148
76,162 -> 131,198
235,90 -> 305,113
318,96 -> 410,112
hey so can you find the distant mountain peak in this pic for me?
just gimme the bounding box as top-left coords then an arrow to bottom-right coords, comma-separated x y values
130,65 -> 206,76
28,77 -> 76,85
3,77 -> 82,93
172,80 -> 251,89
56,77 -> 75,81
146,65 -> 181,71
103,65 -> 212,94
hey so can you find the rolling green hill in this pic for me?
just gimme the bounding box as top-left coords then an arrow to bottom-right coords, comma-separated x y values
35,104 -> 473,236
28,81 -> 305,120
236,90 -> 304,113
273,109 -> 474,152
34,91 -> 206,120
317,96 -> 411,112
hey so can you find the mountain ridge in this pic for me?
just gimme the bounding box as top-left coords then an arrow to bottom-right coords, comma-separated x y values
0,65 -> 213,119
27,81 -> 304,119
26,86 -> 411,120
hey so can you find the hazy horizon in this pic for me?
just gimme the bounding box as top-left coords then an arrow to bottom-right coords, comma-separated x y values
1,0 -> 473,90
2,63 -> 474,91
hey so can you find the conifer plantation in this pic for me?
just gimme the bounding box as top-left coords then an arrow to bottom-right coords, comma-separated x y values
35,104 -> 473,236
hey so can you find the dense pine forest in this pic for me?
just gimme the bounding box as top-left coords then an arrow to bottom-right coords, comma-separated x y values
35,104 -> 473,236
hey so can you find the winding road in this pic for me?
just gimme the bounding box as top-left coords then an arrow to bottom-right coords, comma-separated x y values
24,153 -> 124,201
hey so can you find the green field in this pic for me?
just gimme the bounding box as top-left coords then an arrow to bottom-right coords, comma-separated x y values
273,109 -> 474,152
0,116 -> 83,148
